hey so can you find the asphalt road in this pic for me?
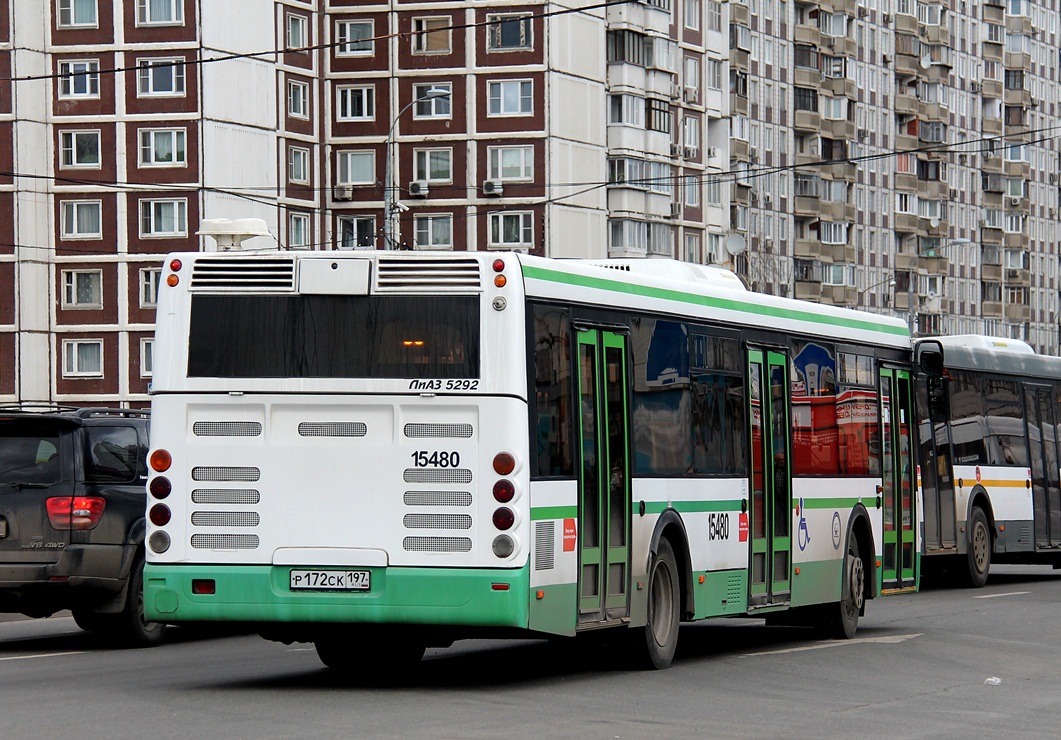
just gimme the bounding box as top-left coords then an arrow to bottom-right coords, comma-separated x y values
1,565 -> 1058,739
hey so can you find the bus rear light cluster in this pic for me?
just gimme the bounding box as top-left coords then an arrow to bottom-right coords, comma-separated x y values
148,448 -> 174,553
492,258 -> 507,288
149,504 -> 172,527
149,476 -> 171,499
166,259 -> 182,287
492,507 -> 515,530
46,496 -> 106,530
492,479 -> 515,503
492,535 -> 515,558
150,449 -> 172,472
149,531 -> 171,554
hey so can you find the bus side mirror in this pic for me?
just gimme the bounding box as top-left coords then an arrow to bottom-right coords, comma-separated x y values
915,341 -> 944,377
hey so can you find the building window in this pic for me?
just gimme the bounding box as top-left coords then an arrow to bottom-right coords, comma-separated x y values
137,58 -> 186,96
413,148 -> 452,183
289,213 -> 310,249
794,87 -> 818,111
706,58 -> 722,90
487,14 -> 532,50
488,145 -> 533,181
289,147 -> 309,184
62,339 -> 103,378
58,0 -> 97,28
58,60 -> 100,98
287,14 -> 308,51
337,151 -> 375,185
821,96 -> 846,120
684,0 -> 701,31
140,338 -> 154,378
140,268 -> 161,307
489,212 -> 533,249
707,0 -> 722,31
288,80 -> 309,118
60,201 -> 103,239
684,176 -> 700,207
140,199 -> 188,237
647,99 -> 671,133
487,79 -> 532,116
413,17 -> 450,54
895,192 -> 915,214
414,214 -> 453,249
609,93 -> 646,126
62,270 -> 102,309
819,221 -> 848,245
59,130 -> 101,168
337,86 -> 374,121
336,20 -> 373,55
413,83 -> 451,118
683,116 -> 700,150
338,216 -> 376,249
139,128 -> 186,166
137,0 -> 183,25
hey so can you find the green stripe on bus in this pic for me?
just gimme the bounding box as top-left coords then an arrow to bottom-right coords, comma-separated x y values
800,497 -> 866,509
644,500 -> 742,515
531,506 -> 578,520
522,265 -> 908,337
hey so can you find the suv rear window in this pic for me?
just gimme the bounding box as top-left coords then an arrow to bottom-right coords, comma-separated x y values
84,426 -> 140,483
0,427 -> 61,485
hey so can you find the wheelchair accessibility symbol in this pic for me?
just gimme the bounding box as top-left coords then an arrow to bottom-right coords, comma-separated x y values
797,497 -> 810,552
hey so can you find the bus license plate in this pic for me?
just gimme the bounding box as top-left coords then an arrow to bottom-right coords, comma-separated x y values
289,570 -> 370,592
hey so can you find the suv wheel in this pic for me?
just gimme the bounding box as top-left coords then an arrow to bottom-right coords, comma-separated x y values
73,556 -> 166,647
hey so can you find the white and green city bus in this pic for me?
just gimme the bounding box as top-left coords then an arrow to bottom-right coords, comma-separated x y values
144,251 -> 919,670
915,335 -> 1061,586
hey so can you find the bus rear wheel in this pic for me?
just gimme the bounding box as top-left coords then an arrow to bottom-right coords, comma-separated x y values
315,628 -> 426,679
964,506 -> 991,588
631,538 -> 680,670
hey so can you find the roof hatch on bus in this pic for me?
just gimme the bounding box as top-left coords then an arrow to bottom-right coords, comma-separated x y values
298,259 -> 370,295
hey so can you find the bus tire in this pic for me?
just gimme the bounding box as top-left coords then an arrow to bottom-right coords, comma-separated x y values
315,629 -> 426,678
632,538 -> 680,670
75,555 -> 166,648
964,506 -> 991,588
831,536 -> 864,639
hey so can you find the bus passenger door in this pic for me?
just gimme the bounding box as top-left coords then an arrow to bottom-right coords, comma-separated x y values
576,329 -> 632,624
1023,385 -> 1061,549
747,349 -> 792,606
880,368 -> 917,590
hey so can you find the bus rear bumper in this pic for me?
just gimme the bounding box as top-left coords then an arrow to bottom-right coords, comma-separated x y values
143,563 -> 530,629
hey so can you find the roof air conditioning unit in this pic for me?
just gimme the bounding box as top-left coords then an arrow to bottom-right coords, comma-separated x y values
408,180 -> 429,197
333,184 -> 354,201
482,179 -> 503,196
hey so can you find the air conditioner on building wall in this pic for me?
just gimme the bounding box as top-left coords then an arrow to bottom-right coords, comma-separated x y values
409,180 -> 429,197
334,184 -> 353,201
670,143 -> 682,157
683,86 -> 698,103
883,13 -> 892,23
1009,196 -> 1021,206
670,202 -> 682,218
482,179 -> 503,196
684,146 -> 698,159
970,81 -> 982,92
707,146 -> 719,160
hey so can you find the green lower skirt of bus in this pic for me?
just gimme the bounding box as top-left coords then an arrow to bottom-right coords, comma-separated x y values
144,563 -> 530,628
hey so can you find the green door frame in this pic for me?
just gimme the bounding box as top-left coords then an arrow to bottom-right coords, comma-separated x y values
880,366 -> 917,588
748,348 -> 792,606
576,329 -> 632,623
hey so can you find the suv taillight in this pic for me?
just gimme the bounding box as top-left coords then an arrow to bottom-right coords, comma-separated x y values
46,497 -> 106,531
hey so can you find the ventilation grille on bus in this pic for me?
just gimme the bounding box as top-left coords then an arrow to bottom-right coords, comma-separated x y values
190,258 -> 296,291
193,421 -> 263,437
375,257 -> 481,292
191,534 -> 260,549
403,536 -> 472,552
725,572 -> 744,608
403,491 -> 472,507
534,521 -> 556,571
299,422 -> 367,437
1019,525 -> 1032,548
403,469 -> 473,484
192,489 -> 261,505
404,423 -> 473,439
192,466 -> 261,482
403,513 -> 473,530
191,511 -> 261,527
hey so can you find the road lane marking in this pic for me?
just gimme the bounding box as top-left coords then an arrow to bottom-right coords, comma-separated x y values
0,651 -> 86,662
974,591 -> 1030,599
741,633 -> 922,657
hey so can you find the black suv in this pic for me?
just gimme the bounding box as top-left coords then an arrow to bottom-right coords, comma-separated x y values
0,406 -> 164,646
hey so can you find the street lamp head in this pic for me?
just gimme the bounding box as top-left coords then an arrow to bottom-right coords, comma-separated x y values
420,87 -> 450,100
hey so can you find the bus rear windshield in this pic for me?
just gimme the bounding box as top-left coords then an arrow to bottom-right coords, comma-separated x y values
188,295 -> 480,379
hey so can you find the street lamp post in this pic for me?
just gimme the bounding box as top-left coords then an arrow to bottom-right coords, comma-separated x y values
382,88 -> 450,250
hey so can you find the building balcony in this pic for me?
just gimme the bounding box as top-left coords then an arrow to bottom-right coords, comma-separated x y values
982,263 -> 1002,281
820,285 -> 857,306
730,138 -> 749,161
919,255 -> 949,275
917,179 -> 947,200
827,161 -> 857,180
731,94 -> 748,116
982,299 -> 1003,318
829,244 -> 856,264
820,200 -> 855,223
980,226 -> 1003,245
982,41 -> 1004,63
981,117 -> 1004,136
893,290 -> 912,312
795,151 -> 821,166
1006,303 -> 1031,323
921,23 -> 949,45
1005,267 -> 1031,287
895,133 -> 918,152
894,92 -> 918,115
1004,231 -> 1025,248
794,280 -> 822,301
895,15 -> 919,35
895,213 -> 919,233
730,48 -> 750,72
895,51 -> 920,77
982,3 -> 1004,23
982,191 -> 1003,209
1004,160 -> 1031,180
1004,51 -> 1032,70
1004,87 -> 1032,108
730,2 -> 750,25
920,217 -> 947,236
895,172 -> 917,191
793,24 -> 821,46
1006,15 -> 1034,35
895,252 -> 918,271
982,153 -> 1003,173
795,238 -> 824,260
794,195 -> 821,217
794,67 -> 822,89
981,79 -> 1004,99
821,76 -> 855,98
793,109 -> 821,131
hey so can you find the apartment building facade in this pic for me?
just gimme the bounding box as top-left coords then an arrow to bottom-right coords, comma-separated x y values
0,0 -> 1059,407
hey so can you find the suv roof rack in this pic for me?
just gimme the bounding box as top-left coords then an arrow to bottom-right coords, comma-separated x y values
75,407 -> 150,419
0,404 -> 82,414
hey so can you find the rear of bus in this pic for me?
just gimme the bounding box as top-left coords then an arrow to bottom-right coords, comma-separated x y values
143,252 -> 532,653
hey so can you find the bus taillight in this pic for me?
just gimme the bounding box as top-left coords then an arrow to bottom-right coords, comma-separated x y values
493,479 -> 515,503
492,507 -> 515,530
149,476 -> 171,499
149,504 -> 172,527
492,452 -> 515,475
149,449 -> 172,472
492,535 -> 515,558
148,531 -> 170,554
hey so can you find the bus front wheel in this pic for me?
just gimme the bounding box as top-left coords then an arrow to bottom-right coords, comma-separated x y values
965,506 -> 991,588
631,538 -> 680,670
